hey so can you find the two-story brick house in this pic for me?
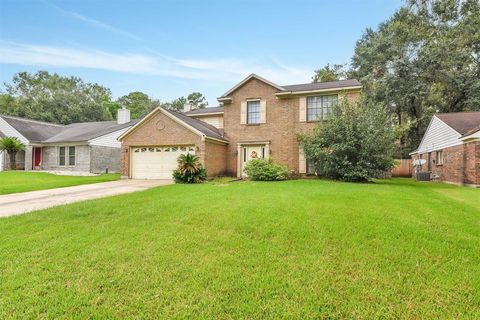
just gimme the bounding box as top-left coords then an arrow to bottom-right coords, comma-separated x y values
118,74 -> 361,179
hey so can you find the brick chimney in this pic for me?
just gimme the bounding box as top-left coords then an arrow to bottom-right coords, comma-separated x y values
117,107 -> 131,124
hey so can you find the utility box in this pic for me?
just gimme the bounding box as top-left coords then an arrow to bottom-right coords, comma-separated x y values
416,171 -> 431,181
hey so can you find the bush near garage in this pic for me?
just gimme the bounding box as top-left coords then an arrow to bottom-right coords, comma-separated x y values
173,153 -> 207,183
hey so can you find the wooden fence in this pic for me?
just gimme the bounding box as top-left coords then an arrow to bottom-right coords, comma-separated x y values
391,159 -> 412,177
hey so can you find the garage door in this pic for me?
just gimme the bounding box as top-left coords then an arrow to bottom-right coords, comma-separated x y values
131,146 -> 195,179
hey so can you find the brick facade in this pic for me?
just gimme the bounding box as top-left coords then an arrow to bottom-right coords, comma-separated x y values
412,141 -> 480,186
222,78 -> 360,176
120,110 -> 227,178
120,78 -> 360,179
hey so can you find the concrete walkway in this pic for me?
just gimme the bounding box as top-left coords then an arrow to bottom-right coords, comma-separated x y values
0,179 -> 172,218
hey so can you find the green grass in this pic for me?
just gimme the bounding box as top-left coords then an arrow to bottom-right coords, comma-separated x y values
0,171 -> 120,195
0,179 -> 479,319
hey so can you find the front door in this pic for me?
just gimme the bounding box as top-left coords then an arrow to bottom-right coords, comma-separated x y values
32,147 -> 42,170
241,145 -> 266,177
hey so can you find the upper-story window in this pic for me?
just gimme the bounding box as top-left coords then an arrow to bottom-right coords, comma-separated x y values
247,100 -> 261,124
306,95 -> 338,121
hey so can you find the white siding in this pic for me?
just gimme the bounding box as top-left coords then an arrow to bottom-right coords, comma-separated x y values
418,116 -> 462,153
0,117 -> 29,144
89,127 -> 131,148
195,116 -> 223,129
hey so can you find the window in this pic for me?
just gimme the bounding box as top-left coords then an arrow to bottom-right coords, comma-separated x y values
306,159 -> 315,175
68,147 -> 76,166
306,95 -> 338,121
59,147 -> 66,166
247,100 -> 261,124
58,146 -> 76,166
436,150 -> 444,165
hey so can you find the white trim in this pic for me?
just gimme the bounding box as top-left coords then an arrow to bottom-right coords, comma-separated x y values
218,73 -> 285,99
0,116 -> 29,144
275,85 -> 362,97
461,129 -> 480,141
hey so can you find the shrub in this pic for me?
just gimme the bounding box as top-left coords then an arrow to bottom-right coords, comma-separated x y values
299,96 -> 396,182
173,153 -> 207,183
244,158 -> 288,181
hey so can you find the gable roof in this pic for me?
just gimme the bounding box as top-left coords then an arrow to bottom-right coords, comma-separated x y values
218,74 -> 361,101
0,115 -> 64,142
164,109 -> 226,142
184,106 -> 224,116
280,79 -> 361,93
118,107 -> 227,143
44,120 -> 139,143
436,112 -> 480,135
218,73 -> 285,99
0,114 -> 137,144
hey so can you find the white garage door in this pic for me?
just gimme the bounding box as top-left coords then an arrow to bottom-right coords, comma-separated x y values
131,146 -> 195,179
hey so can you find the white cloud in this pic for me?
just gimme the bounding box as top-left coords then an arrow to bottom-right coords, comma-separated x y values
68,12 -> 142,41
0,42 -> 311,85
47,2 -> 142,41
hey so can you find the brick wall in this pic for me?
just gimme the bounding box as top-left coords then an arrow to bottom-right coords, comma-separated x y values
223,77 -> 361,176
120,110 -> 227,178
90,146 -> 121,174
204,141 -> 227,177
41,145 -> 91,172
4,150 -> 25,170
413,141 -> 480,185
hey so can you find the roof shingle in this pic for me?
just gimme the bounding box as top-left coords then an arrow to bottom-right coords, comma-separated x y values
436,112 -> 480,135
163,108 -> 227,142
184,106 -> 224,115
280,79 -> 361,93
0,114 -> 138,143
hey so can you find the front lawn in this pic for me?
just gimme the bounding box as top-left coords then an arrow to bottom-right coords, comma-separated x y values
0,179 -> 479,318
0,171 -> 120,195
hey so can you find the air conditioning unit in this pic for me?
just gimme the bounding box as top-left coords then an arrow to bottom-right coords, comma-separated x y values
416,171 -> 431,181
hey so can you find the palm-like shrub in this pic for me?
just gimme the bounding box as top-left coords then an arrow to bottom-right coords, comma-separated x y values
0,136 -> 26,170
173,153 -> 207,183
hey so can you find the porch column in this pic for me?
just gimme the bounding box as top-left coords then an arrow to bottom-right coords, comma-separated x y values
24,146 -> 33,171
237,144 -> 242,178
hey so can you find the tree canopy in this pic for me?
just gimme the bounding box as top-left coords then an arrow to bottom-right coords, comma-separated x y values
311,64 -> 347,83
116,91 -> 159,119
0,71 -> 210,123
349,0 -> 480,157
0,71 -> 114,124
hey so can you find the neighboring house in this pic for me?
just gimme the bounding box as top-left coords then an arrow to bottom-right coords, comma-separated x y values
119,74 -> 361,179
0,108 -> 137,173
411,112 -> 480,186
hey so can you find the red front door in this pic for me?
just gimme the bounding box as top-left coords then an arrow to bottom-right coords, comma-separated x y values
33,147 -> 42,169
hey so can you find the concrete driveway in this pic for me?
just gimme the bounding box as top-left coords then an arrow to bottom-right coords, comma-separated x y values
0,179 -> 172,218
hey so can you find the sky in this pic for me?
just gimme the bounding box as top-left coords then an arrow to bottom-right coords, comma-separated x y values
0,0 -> 402,106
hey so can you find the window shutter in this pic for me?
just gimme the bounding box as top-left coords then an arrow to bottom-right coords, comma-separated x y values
240,101 -> 247,124
299,149 -> 306,174
299,97 -> 306,122
259,99 -> 266,123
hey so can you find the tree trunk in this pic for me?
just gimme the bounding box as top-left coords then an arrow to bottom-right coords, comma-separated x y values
8,151 -> 17,170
